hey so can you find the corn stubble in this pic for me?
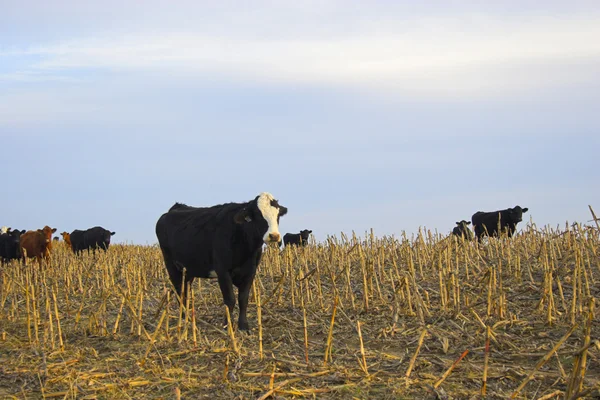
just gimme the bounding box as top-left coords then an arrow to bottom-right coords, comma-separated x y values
0,223 -> 599,399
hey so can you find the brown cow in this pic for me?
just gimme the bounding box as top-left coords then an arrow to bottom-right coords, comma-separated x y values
20,226 -> 57,266
61,231 -> 72,249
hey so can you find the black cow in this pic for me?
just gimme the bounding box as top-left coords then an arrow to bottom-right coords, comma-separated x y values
451,221 -> 473,240
155,192 -> 287,330
70,226 -> 116,253
283,229 -> 312,247
0,229 -> 26,262
471,206 -> 529,240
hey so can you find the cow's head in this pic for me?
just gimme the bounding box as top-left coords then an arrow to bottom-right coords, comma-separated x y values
234,192 -> 288,244
103,230 -> 116,245
508,206 -> 529,223
455,220 -> 471,228
7,229 -> 24,257
300,229 -> 312,242
39,226 -> 57,244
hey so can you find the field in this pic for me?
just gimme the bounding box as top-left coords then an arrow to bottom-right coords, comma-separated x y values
1,224 -> 599,399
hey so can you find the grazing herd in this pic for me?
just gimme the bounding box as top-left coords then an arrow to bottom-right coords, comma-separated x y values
0,225 -> 116,264
2,192 -> 531,332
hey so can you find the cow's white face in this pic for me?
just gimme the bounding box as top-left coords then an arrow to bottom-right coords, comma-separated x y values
0,226 -> 9,234
257,192 -> 285,243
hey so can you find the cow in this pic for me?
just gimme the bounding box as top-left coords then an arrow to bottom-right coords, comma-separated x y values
61,232 -> 72,249
155,192 -> 287,331
283,229 -> 312,247
69,227 -> 115,253
451,221 -> 473,240
471,206 -> 529,240
20,226 -> 57,266
0,226 -> 9,234
53,237 -> 59,241
0,229 -> 26,262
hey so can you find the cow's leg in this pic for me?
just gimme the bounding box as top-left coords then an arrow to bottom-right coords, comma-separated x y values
234,252 -> 261,331
236,272 -> 256,331
507,224 -> 516,237
161,248 -> 185,306
473,226 -> 481,241
217,272 -> 236,328
182,276 -> 195,314
166,264 -> 182,295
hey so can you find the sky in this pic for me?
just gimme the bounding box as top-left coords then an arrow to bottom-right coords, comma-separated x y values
1,1 -> 599,244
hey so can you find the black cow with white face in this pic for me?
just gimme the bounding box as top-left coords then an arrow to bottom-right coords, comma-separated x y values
283,229 -> 312,247
451,221 -> 473,240
156,192 -> 287,331
69,226 -> 116,253
471,206 -> 529,240
0,229 -> 26,262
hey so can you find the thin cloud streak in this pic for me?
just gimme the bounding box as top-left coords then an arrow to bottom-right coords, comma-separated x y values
2,15 -> 599,97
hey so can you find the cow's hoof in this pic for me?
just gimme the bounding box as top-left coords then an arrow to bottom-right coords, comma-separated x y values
238,322 -> 250,331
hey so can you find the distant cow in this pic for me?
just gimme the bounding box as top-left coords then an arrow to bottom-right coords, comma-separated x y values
156,192 -> 288,330
20,226 -> 57,266
60,232 -> 72,249
451,221 -> 473,240
69,227 -> 115,253
0,229 -> 26,262
471,206 -> 529,240
283,229 -> 312,247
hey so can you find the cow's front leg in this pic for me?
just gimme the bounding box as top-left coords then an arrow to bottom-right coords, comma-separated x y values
234,252 -> 260,331
236,273 -> 256,331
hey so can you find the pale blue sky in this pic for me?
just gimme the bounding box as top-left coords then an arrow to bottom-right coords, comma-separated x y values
1,1 -> 599,244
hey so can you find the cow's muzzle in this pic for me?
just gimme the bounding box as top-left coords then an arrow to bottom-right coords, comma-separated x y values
266,233 -> 281,243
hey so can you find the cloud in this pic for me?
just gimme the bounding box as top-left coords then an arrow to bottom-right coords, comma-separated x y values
2,14 -> 600,98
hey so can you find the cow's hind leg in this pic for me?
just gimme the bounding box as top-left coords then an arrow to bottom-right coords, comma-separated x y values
474,226 -> 483,242
160,247 -> 188,310
217,273 -> 236,329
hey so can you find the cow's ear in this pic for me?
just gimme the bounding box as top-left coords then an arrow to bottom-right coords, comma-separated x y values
111,232 -> 116,235
52,228 -> 57,233
308,230 -> 312,233
234,208 -> 251,224
37,229 -> 43,233
522,208 -> 529,213
455,221 -> 460,225
279,206 -> 288,217
466,221 -> 471,225
21,230 -> 26,234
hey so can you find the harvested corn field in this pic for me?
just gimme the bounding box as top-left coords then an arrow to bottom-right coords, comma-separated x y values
1,224 -> 599,399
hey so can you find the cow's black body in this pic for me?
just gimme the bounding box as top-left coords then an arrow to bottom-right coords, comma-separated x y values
70,226 -> 116,253
0,229 -> 26,262
155,193 -> 287,330
471,206 -> 529,240
283,229 -> 312,247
